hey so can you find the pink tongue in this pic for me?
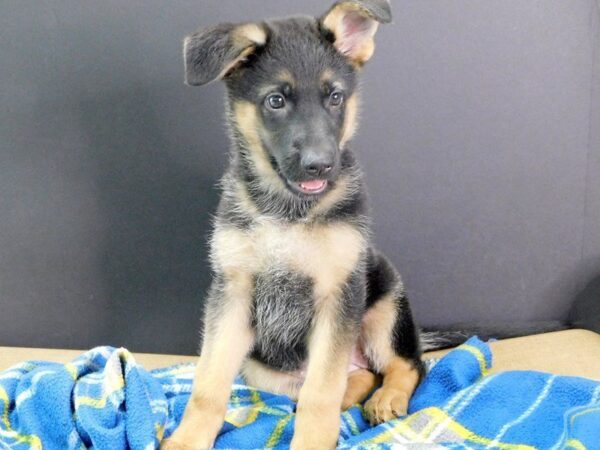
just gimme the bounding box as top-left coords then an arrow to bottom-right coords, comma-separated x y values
300,180 -> 325,190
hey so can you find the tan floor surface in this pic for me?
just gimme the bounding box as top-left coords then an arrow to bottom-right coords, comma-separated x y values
424,329 -> 600,381
1,329 -> 599,380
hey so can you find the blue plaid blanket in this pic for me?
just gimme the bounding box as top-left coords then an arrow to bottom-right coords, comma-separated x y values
1,337 -> 599,449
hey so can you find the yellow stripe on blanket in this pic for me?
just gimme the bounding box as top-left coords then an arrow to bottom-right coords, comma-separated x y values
362,413 -> 423,444
76,372 -> 125,409
0,387 -> 43,449
155,422 -> 165,442
265,415 -> 293,448
362,407 -> 535,449
65,363 -> 78,380
153,365 -> 195,379
458,344 -> 491,376
424,407 -> 535,449
342,409 -> 361,436
565,439 -> 587,450
226,387 -> 291,429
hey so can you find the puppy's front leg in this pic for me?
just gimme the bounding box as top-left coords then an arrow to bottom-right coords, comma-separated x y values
162,274 -> 254,450
291,302 -> 356,450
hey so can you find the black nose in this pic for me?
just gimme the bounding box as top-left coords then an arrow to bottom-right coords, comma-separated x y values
302,154 -> 334,177
305,162 -> 332,176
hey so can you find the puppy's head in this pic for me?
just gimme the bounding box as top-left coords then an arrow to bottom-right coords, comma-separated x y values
184,0 -> 391,197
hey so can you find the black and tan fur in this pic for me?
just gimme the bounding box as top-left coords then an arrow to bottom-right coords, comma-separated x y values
162,2 -> 425,449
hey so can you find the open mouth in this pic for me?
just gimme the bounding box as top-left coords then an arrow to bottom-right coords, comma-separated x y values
288,179 -> 328,195
269,157 -> 331,196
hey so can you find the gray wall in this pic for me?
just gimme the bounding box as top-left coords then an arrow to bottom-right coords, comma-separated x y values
1,0 -> 599,354
584,1 -> 600,279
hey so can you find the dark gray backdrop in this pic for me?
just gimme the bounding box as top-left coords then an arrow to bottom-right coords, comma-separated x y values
1,1 -> 599,354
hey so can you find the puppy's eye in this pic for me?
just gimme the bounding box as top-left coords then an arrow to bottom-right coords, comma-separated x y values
266,94 -> 286,110
329,90 -> 344,107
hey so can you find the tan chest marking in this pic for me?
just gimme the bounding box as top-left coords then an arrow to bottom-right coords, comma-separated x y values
211,221 -> 366,299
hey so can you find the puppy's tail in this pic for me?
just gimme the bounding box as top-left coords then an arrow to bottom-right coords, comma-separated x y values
419,320 -> 568,351
420,330 -> 470,352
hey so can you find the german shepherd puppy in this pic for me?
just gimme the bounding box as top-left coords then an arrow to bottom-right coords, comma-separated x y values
163,1 -> 424,449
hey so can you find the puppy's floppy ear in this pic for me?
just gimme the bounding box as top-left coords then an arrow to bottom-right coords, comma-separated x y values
320,0 -> 391,65
183,22 -> 267,86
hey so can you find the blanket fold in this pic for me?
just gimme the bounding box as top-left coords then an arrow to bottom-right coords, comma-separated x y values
0,338 -> 598,449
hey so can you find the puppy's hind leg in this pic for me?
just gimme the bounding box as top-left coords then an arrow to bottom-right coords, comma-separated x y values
361,250 -> 425,424
161,273 -> 254,450
341,368 -> 381,410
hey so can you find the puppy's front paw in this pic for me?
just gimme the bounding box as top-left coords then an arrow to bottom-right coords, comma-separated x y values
364,386 -> 409,425
291,404 -> 340,450
160,428 -> 215,450
290,434 -> 337,450
159,439 -> 197,450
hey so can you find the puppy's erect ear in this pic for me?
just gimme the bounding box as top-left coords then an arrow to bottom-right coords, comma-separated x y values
320,0 -> 392,65
183,23 -> 267,86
